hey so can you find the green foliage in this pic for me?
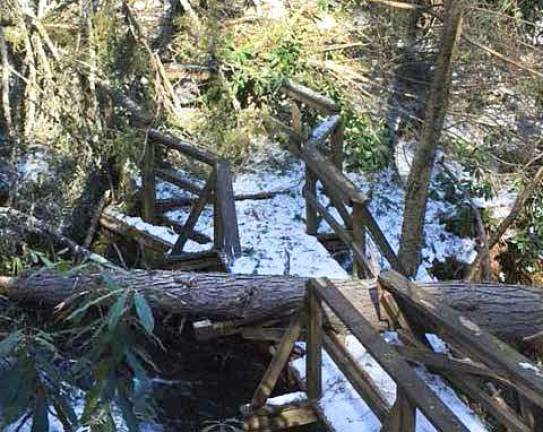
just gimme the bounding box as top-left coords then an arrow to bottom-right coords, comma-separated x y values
343,112 -> 391,173
504,187 -> 543,280
63,275 -> 159,432
0,329 -> 78,431
0,269 -> 160,431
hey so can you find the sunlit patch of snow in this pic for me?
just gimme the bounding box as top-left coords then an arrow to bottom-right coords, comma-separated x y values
253,0 -> 286,20
316,15 -> 337,32
132,138 -> 477,279
346,168 -> 477,277
472,189 -> 517,220
292,336 -> 488,432
267,391 -> 306,406
519,362 -> 543,377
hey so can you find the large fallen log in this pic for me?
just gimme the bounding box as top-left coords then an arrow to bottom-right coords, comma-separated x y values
0,270 -> 542,344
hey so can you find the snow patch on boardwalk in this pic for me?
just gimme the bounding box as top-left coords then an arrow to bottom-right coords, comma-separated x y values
153,143 -> 476,280
291,335 -> 488,432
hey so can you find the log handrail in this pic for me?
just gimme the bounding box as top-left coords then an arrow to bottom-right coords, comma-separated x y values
280,81 -> 406,276
306,278 -> 470,431
378,270 -> 543,431
379,271 -> 543,409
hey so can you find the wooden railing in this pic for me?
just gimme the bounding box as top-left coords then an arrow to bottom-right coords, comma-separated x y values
306,277 -> 470,431
141,129 -> 241,262
378,271 -> 543,432
276,80 -> 406,277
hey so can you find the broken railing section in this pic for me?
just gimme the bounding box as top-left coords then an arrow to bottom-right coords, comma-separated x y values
244,274 -> 543,431
277,80 -> 406,278
305,277 -> 470,432
141,128 -> 241,263
378,271 -> 543,432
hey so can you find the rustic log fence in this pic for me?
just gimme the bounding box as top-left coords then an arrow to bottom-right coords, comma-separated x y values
276,80 -> 406,278
141,129 -> 241,263
243,273 -> 543,431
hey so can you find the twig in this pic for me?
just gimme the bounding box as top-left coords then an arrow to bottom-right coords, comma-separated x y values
0,206 -> 121,270
83,190 -> 112,248
179,0 -> 200,27
439,160 -> 491,281
465,166 -> 543,281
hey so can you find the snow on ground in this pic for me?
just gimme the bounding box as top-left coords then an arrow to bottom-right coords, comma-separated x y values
136,139 -> 477,280
291,335 -> 488,432
4,389 -> 163,432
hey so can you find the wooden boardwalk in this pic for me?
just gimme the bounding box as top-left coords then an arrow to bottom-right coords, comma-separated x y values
243,273 -> 543,432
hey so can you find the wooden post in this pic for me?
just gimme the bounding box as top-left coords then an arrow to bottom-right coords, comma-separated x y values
330,120 -> 344,170
306,287 -> 322,400
213,173 -> 224,253
214,161 -> 241,262
380,390 -> 416,432
292,100 -> 318,235
352,201 -> 368,278
305,169 -> 319,235
251,313 -> 304,409
142,136 -> 156,223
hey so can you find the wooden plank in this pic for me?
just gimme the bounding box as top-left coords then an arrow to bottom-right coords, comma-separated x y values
303,190 -> 375,277
156,167 -> 204,195
323,328 -> 390,421
311,278 -> 469,432
352,202 -> 369,278
307,115 -> 341,148
251,313 -> 304,409
395,346 -> 509,383
330,120 -> 344,170
358,207 -> 406,274
304,168 -> 319,235
243,403 -> 317,431
330,279 -> 385,332
155,197 -> 192,211
379,271 -> 543,409
282,80 -> 340,113
159,249 -> 226,272
148,129 -> 219,165
301,144 -> 367,206
100,207 -> 172,252
141,137 -> 156,223
171,171 -> 215,254
157,215 -> 212,244
444,374 -> 531,432
307,289 -> 323,400
214,161 -> 241,261
380,390 -> 415,432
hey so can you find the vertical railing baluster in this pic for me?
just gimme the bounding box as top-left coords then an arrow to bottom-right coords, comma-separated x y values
307,285 -> 323,401
330,120 -> 344,171
352,201 -> 368,278
213,165 -> 224,253
142,135 -> 156,223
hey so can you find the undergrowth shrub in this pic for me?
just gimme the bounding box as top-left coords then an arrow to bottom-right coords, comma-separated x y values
0,266 -> 160,431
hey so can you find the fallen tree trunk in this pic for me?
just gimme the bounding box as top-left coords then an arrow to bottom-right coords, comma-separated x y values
0,270 -> 542,344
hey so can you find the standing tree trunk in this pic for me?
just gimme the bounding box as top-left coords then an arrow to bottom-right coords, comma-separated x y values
0,26 -> 12,136
398,0 -> 465,277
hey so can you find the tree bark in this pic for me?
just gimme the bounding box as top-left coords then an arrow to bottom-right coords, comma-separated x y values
0,26 -> 12,136
398,0 -> 465,277
0,270 -> 542,344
